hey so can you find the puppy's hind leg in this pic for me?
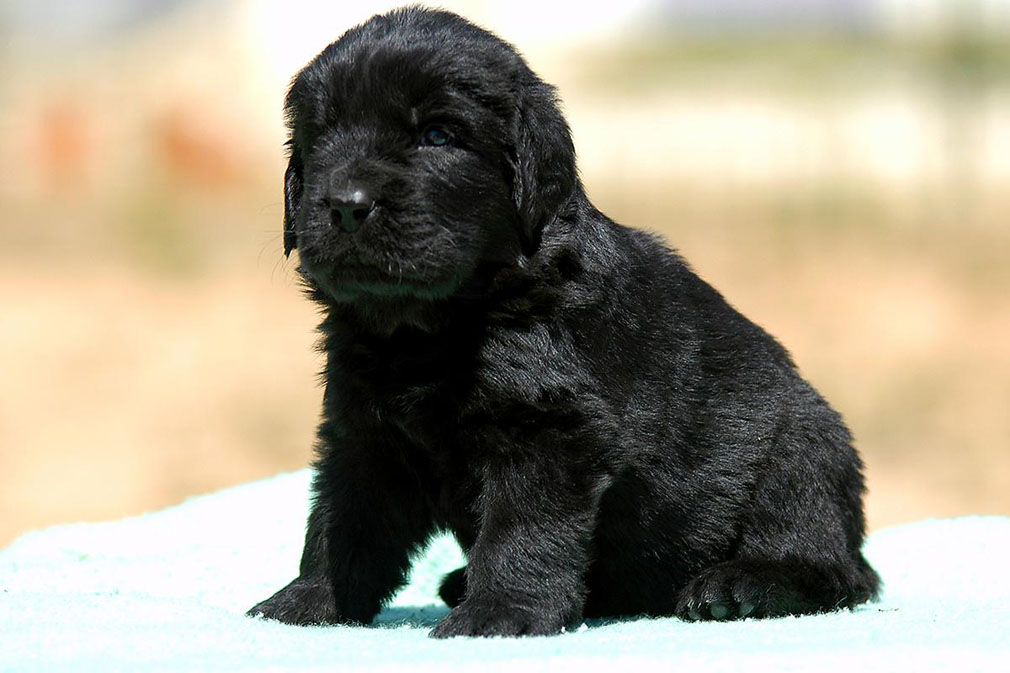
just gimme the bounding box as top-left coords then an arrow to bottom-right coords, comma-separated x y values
676,406 -> 880,621
674,556 -> 879,621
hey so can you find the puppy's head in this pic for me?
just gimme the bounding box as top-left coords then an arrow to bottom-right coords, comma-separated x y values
282,7 -> 577,303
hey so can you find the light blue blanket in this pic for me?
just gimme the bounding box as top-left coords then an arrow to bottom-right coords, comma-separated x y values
2,470 -> 1008,671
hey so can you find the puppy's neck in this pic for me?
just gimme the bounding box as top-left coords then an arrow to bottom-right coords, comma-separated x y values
332,298 -> 460,337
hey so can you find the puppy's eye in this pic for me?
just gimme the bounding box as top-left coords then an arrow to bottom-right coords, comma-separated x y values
421,125 -> 452,147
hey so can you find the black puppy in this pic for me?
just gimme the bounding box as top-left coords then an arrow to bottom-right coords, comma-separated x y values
248,7 -> 880,637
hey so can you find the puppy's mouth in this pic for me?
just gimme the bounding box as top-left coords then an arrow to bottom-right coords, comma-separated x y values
305,261 -> 463,302
296,218 -> 463,302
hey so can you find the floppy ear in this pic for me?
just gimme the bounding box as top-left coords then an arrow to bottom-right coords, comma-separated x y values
512,78 -> 578,252
283,151 -> 303,257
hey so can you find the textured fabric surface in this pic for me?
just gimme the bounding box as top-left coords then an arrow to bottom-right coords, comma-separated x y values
2,470 -> 1008,672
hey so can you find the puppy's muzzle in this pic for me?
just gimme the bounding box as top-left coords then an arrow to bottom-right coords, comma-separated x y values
326,183 -> 374,233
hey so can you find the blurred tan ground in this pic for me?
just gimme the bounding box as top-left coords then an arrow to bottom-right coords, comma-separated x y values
1,2 -> 1008,546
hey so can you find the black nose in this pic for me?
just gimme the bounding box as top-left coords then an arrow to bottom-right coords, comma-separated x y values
327,188 -> 374,233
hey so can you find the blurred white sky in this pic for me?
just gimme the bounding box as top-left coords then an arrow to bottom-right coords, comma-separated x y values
5,0 -> 1010,92
2,0 -> 1009,194
6,0 -> 1010,51
240,0 -> 660,91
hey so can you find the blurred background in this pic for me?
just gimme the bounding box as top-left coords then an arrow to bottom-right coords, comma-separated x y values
1,0 -> 1008,546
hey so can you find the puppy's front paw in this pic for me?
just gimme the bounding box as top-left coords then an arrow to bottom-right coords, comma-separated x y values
247,578 -> 338,626
430,598 -> 571,638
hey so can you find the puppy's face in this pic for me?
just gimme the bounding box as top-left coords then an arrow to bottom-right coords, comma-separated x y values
282,9 -> 577,303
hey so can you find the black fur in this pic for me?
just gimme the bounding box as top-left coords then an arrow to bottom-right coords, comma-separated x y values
248,6 -> 880,637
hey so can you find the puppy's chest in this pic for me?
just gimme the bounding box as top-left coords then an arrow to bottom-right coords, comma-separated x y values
339,340 -> 474,449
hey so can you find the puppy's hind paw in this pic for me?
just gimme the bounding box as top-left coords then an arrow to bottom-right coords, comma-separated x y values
438,566 -> 467,608
675,560 -> 811,621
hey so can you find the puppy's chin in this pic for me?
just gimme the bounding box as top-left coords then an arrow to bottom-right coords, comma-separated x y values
300,259 -> 465,335
298,256 -> 464,304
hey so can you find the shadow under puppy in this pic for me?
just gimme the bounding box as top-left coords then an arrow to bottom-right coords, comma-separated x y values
248,6 -> 880,637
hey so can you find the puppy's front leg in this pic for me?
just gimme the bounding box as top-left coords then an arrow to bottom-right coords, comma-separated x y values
432,449 -> 605,638
248,448 -> 432,626
247,497 -> 342,625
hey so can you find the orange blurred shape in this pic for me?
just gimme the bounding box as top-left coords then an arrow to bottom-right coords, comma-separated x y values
155,106 -> 245,188
38,97 -> 92,190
